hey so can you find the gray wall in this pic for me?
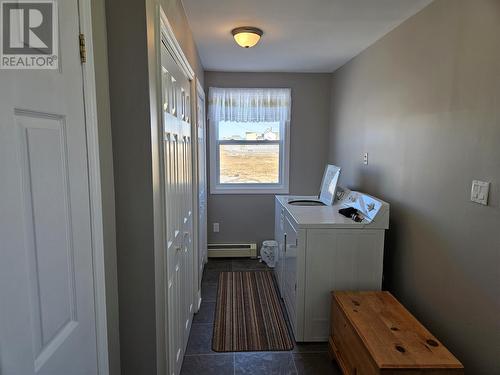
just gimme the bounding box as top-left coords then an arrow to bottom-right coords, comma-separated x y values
204,72 -> 331,245
328,0 -> 500,373
106,0 -> 156,373
105,0 -> 203,373
91,0 -> 120,373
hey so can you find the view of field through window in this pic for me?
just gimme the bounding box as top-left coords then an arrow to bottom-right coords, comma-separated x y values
218,121 -> 281,184
220,145 -> 279,183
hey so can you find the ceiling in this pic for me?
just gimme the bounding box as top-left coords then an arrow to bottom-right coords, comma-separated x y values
181,0 -> 434,73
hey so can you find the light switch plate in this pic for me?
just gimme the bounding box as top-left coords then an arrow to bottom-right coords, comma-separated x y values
213,222 -> 220,233
363,153 -> 368,165
471,180 -> 489,205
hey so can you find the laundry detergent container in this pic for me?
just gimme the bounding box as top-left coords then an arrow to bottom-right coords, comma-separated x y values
260,240 -> 278,268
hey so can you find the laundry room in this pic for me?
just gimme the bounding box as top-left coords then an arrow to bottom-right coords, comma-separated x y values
1,1 -> 499,375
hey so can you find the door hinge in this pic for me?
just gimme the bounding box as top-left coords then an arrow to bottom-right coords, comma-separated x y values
79,33 -> 87,63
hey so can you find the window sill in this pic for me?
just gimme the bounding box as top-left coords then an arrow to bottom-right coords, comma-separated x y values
210,186 -> 289,195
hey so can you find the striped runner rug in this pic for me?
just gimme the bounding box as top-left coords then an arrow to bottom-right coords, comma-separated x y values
212,271 -> 294,352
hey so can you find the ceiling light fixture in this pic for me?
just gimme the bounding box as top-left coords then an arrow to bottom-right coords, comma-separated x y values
231,27 -> 263,48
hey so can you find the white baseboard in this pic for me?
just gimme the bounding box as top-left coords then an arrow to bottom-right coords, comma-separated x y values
207,243 -> 257,258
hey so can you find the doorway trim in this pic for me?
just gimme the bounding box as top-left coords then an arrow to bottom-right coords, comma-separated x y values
195,77 -> 207,309
159,9 -> 195,80
78,0 -> 110,373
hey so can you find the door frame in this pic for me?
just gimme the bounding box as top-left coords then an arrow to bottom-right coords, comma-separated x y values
195,78 -> 207,281
78,0 -> 110,373
193,77 -> 204,311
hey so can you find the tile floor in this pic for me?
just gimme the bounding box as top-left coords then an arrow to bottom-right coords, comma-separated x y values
181,258 -> 342,375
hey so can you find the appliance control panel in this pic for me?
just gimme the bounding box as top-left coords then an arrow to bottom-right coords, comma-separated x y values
343,191 -> 383,223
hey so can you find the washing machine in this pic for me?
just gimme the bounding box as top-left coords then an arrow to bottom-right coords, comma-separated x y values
274,185 -> 389,341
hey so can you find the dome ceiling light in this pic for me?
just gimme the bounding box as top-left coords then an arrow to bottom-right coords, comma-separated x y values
231,27 -> 263,48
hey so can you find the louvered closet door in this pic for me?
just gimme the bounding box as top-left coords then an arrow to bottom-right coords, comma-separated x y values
161,40 -> 194,375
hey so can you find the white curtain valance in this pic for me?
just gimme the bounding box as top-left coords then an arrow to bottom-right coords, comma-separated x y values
208,87 -> 291,123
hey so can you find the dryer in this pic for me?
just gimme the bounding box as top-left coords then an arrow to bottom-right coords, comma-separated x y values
274,188 -> 389,341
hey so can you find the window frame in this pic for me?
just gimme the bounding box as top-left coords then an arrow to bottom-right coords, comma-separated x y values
209,119 -> 290,194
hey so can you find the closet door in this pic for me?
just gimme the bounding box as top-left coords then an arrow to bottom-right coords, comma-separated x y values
161,40 -> 194,375
180,104 -> 194,348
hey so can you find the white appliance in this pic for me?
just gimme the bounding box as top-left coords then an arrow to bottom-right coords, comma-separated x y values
288,164 -> 340,206
274,187 -> 389,341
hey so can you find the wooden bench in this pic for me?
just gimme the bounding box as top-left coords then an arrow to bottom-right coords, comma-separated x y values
329,291 -> 464,375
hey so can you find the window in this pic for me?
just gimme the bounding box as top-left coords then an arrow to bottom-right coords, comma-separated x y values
209,88 -> 291,194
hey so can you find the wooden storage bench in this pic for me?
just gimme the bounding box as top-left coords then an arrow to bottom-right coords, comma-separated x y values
329,291 -> 464,375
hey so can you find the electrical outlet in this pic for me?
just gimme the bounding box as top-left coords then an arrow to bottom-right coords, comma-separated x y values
471,180 -> 489,205
363,153 -> 368,165
213,222 -> 220,233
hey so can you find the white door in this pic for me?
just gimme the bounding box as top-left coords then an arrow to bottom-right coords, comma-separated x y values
196,83 -> 207,273
0,1 -> 99,374
160,34 -> 194,375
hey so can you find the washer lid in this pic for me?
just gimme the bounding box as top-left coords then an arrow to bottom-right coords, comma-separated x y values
318,164 -> 341,205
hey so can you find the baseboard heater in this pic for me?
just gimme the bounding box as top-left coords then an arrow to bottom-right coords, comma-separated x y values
208,243 -> 257,258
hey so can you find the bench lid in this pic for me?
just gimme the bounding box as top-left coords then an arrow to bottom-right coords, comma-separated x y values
333,291 -> 464,369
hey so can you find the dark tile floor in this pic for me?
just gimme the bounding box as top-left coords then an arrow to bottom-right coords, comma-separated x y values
181,258 -> 341,375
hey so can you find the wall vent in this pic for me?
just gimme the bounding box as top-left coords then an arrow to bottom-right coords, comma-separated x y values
207,243 -> 257,258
